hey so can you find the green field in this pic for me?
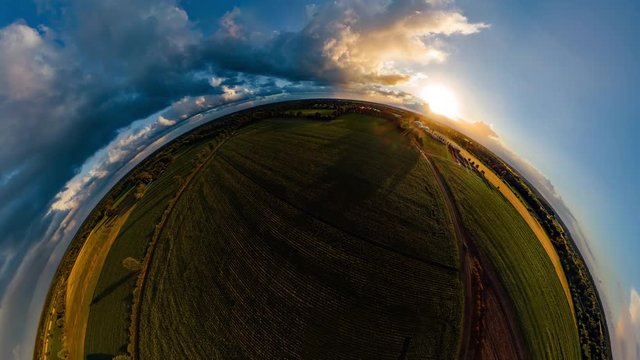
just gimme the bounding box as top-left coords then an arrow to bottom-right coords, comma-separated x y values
34,101 -> 593,360
285,108 -> 336,116
434,158 -> 581,359
415,132 -> 451,160
84,142 -> 215,359
138,115 -> 463,359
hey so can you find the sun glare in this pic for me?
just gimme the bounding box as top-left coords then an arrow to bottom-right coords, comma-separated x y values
420,84 -> 461,119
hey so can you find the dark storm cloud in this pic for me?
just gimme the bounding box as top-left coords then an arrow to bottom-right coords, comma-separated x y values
0,1 -> 487,357
0,0 -> 486,268
0,0 -> 211,284
198,0 -> 486,85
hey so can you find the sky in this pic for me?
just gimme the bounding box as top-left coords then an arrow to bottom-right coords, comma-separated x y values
0,0 -> 637,359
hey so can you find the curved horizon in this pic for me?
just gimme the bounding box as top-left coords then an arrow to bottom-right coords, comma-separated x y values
1,93 -> 611,359
0,1 -> 637,359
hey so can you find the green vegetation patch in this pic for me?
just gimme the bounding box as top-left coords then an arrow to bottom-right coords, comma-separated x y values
138,115 -> 463,359
435,158 -> 581,359
84,141 -> 215,359
35,99 -> 604,360
285,108 -> 336,116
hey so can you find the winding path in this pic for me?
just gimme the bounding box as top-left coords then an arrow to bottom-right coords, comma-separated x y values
455,145 -> 574,316
416,145 -> 526,360
130,137 -> 231,359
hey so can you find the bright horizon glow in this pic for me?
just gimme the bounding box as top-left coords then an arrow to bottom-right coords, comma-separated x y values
420,84 -> 461,119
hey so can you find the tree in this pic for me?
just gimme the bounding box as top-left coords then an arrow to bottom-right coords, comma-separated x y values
57,349 -> 69,359
122,257 -> 142,272
134,183 -> 147,200
135,171 -> 154,184
101,197 -> 116,218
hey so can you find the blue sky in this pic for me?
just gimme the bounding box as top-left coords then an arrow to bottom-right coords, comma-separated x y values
443,0 -> 640,307
0,0 -> 637,358
437,2 -> 640,354
447,0 -> 640,274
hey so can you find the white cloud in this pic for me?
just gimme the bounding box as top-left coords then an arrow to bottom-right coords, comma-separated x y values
306,4 -> 319,19
158,115 -> 176,126
614,288 -> 640,360
48,89 -> 268,214
50,120 -> 155,211
304,2 -> 488,84
207,0 -> 487,86
433,110 -> 626,360
630,289 -> 640,323
219,7 -> 243,39
209,76 -> 224,87
221,85 -> 245,101
0,23 -> 58,100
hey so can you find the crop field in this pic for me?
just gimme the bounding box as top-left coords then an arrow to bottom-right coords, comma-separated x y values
83,141 -> 216,359
65,210 -> 133,360
33,100 -> 608,360
137,115 -> 464,359
433,158 -> 581,359
285,108 -> 336,116
415,131 -> 451,160
40,298 -> 64,360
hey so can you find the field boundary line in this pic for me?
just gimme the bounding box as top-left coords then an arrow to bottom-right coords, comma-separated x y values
129,137 -> 231,360
453,144 -> 575,319
416,144 -> 527,360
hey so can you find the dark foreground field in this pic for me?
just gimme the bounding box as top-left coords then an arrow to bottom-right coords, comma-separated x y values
139,116 -> 463,359
33,99 -> 606,360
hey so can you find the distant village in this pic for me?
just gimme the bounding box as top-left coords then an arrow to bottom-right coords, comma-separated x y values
413,121 -> 486,179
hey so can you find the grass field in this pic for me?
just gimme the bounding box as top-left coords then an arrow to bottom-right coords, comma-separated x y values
455,146 -> 574,311
83,142 -> 215,359
416,133 -> 451,160
34,101 -> 591,360
65,209 -> 133,360
434,157 -> 581,359
41,302 -> 64,359
137,115 -> 464,359
285,108 -> 335,116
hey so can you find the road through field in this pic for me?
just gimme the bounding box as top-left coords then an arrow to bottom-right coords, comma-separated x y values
64,207 -> 135,360
130,138 -> 230,359
417,146 -> 526,360
455,146 -> 574,317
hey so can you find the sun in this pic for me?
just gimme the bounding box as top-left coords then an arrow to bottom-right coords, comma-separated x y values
420,84 -> 461,119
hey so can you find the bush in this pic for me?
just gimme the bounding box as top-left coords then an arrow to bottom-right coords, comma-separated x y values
134,183 -> 147,200
122,257 -> 142,272
57,349 -> 69,359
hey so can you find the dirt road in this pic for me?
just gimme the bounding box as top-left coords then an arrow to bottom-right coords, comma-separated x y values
418,146 -> 526,360
64,208 -> 135,359
455,146 -> 574,316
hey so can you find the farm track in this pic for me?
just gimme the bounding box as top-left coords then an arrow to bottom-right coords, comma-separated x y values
130,138 -> 230,360
454,145 -> 574,315
65,208 -> 135,360
418,146 -> 526,360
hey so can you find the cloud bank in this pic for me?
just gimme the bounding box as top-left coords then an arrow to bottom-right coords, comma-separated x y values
0,1 -> 486,358
614,288 -> 640,360
202,0 -> 487,85
449,115 -> 634,358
